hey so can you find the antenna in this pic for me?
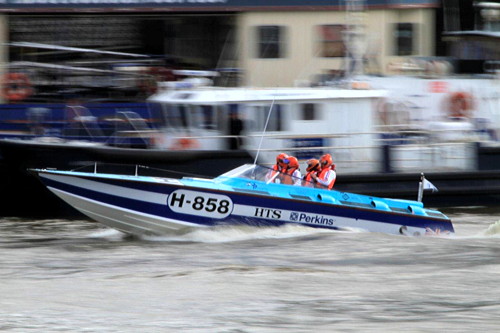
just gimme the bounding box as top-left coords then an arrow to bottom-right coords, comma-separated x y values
253,97 -> 276,165
417,173 -> 424,202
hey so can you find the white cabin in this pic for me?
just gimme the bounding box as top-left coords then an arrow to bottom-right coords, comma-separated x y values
148,84 -> 386,173
147,73 -> 500,174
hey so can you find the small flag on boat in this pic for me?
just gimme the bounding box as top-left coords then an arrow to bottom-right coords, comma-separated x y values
422,178 -> 438,192
417,173 -> 438,202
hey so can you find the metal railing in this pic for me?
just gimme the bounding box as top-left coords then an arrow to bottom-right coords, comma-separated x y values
151,126 -> 487,174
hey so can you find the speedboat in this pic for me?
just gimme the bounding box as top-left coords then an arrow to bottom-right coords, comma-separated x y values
30,164 -> 454,237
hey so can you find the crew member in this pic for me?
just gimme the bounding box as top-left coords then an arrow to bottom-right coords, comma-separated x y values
281,156 -> 302,186
228,111 -> 244,150
265,153 -> 289,183
311,153 -> 336,190
302,158 -> 320,187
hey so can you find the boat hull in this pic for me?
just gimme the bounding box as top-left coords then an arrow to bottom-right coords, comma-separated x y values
50,188 -> 200,235
35,170 -> 454,237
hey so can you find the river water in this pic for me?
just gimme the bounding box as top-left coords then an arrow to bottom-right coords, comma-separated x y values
1,207 -> 500,332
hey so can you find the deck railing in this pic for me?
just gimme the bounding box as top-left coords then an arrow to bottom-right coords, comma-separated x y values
241,128 -> 481,174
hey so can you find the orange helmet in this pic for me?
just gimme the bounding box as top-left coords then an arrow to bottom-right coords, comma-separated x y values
287,156 -> 299,170
276,153 -> 289,168
320,153 -> 333,168
306,159 -> 320,172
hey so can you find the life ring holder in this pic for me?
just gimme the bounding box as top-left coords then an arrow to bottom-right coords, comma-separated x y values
169,138 -> 200,150
448,91 -> 473,118
2,73 -> 33,102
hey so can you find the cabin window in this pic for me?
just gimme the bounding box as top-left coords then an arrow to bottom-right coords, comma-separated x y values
393,23 -> 416,56
189,105 -> 215,129
316,25 -> 346,58
301,103 -> 317,120
191,105 -> 217,130
252,104 -> 283,131
162,104 -> 189,129
256,25 -> 286,59
269,104 -> 282,131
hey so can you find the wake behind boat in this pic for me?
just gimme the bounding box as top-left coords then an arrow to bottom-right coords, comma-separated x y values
30,164 -> 454,237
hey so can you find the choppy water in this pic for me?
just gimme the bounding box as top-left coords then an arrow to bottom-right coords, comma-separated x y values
1,207 -> 500,332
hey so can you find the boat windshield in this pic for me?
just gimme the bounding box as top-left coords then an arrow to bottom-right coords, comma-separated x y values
217,164 -> 311,187
217,164 -> 268,180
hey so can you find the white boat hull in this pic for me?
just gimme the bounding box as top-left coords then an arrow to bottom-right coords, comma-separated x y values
50,187 -> 200,235
32,164 -> 454,237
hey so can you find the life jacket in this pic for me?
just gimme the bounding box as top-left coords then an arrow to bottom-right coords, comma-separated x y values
303,170 -> 317,186
316,167 -> 336,190
281,167 -> 298,185
267,164 -> 287,183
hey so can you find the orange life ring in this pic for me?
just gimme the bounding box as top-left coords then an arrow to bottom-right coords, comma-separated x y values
2,73 -> 33,102
448,92 -> 473,118
170,138 -> 199,150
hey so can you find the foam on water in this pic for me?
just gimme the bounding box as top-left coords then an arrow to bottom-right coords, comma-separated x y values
80,214 -> 500,242
440,219 -> 500,240
87,228 -> 125,240
480,220 -> 500,237
140,224 -> 344,243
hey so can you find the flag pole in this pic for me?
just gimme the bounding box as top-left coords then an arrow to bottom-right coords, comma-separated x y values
417,173 -> 424,202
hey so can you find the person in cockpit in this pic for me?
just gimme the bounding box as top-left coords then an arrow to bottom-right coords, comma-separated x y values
281,156 -> 302,186
265,153 -> 289,183
310,154 -> 336,190
302,158 -> 320,187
